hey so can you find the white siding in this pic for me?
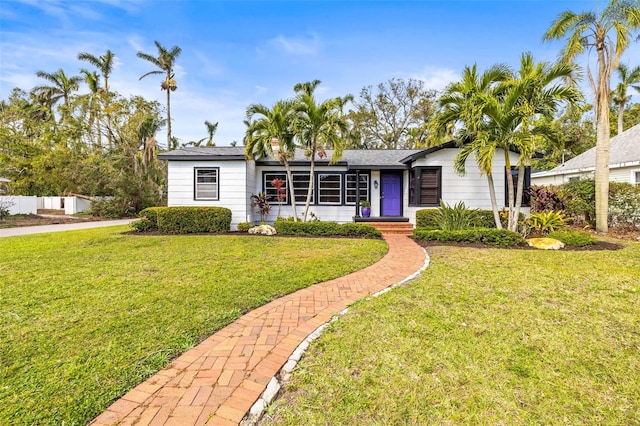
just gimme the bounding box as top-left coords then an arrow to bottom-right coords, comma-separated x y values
167,160 -> 249,228
531,165 -> 640,185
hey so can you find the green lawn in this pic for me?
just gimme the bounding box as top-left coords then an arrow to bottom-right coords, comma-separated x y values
0,226 -> 387,425
265,242 -> 640,425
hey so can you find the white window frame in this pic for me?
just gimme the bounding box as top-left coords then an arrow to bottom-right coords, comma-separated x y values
317,173 -> 342,205
194,168 -> 219,200
345,174 -> 369,205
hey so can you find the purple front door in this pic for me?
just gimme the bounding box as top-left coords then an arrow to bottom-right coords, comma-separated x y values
381,173 -> 402,216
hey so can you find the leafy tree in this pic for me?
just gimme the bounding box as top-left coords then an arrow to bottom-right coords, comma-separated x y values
137,41 -> 182,149
294,80 -> 351,221
78,49 -> 116,146
348,78 -> 437,149
611,63 -> 640,134
245,100 -> 299,220
544,0 -> 640,233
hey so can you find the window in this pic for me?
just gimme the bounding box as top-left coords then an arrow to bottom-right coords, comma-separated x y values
264,172 -> 288,204
318,174 -> 342,205
262,172 -> 312,204
194,168 -> 219,200
634,171 -> 640,185
504,167 -> 531,206
346,174 -> 369,205
409,167 -> 441,206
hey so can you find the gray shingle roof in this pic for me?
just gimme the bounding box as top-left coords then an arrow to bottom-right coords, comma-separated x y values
549,123 -> 640,172
158,146 -> 246,160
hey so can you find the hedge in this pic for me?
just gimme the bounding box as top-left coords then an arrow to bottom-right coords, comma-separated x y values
131,206 -> 232,234
274,220 -> 382,238
415,209 -> 440,228
548,229 -> 597,247
416,208 -> 525,229
413,228 -> 526,247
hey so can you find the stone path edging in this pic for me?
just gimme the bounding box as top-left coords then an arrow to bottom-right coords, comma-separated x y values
90,234 -> 427,426
240,247 -> 430,425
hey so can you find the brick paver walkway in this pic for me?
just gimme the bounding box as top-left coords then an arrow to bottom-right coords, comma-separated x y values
90,234 -> 426,426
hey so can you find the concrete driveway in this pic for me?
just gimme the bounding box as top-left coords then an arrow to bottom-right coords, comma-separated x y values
0,219 -> 136,238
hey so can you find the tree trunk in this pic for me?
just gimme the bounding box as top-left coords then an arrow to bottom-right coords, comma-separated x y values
618,101 -> 625,135
512,164 -> 526,232
166,86 -> 172,149
283,157 -> 298,221
504,151 -> 517,231
486,173 -> 502,229
595,46 -> 610,234
303,148 -> 316,222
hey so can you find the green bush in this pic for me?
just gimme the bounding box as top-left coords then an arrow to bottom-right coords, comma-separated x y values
413,228 -> 526,247
548,230 -> 597,247
474,210 -> 499,228
130,217 -> 154,232
560,179 -> 595,224
416,209 -> 440,228
609,182 -> 640,229
274,221 -> 381,238
89,197 -> 135,218
236,222 -> 252,232
156,207 -> 232,234
138,207 -> 163,229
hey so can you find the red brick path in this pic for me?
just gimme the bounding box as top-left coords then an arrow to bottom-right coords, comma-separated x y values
90,234 -> 426,425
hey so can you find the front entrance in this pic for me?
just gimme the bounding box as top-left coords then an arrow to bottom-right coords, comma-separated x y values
381,173 -> 402,216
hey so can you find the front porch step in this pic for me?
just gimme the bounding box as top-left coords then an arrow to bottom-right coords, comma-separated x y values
365,221 -> 414,235
37,209 -> 65,215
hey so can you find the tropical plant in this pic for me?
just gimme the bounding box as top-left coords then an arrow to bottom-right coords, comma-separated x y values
528,185 -> 568,213
293,80 -> 352,221
544,0 -> 640,233
435,200 -> 478,231
78,49 -> 116,146
198,120 -> 218,146
137,41 -> 182,148
611,63 -> 640,134
244,100 -> 299,221
250,192 -> 271,223
527,210 -> 567,234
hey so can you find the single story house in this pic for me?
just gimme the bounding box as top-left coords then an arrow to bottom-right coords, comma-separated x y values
531,123 -> 640,186
158,142 -> 529,230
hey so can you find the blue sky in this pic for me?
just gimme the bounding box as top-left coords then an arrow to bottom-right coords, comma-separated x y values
1,0 -> 638,147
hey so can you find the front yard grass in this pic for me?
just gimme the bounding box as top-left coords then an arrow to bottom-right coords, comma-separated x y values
0,226 -> 387,425
265,241 -> 640,425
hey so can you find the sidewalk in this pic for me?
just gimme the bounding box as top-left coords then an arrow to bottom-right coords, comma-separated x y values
0,219 -> 136,238
90,233 -> 427,426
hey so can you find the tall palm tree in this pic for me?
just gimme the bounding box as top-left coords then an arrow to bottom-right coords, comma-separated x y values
437,63 -> 511,228
612,63 -> 640,134
137,41 -> 182,149
544,0 -> 640,233
77,49 -> 115,94
80,69 -> 102,147
78,49 -> 116,146
245,100 -> 299,221
197,120 -> 219,146
137,116 -> 166,173
293,80 -> 351,221
33,68 -> 81,123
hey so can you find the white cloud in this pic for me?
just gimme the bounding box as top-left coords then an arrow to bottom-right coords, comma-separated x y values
267,33 -> 320,56
411,66 -> 460,92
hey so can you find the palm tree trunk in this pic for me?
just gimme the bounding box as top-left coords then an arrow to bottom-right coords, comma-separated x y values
595,47 -> 610,234
303,150 -> 315,222
618,101 -> 625,135
486,174 -> 502,229
504,151 -> 517,231
512,164 -> 526,232
283,157 -> 298,221
166,87 -> 172,149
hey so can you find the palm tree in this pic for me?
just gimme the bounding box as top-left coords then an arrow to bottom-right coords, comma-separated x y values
293,80 -> 351,221
80,69 -> 102,147
245,100 -> 299,221
437,63 -> 511,228
33,68 -> 81,123
78,49 -> 116,147
197,120 -> 219,146
544,0 -> 640,233
137,41 -> 182,149
137,116 -> 166,173
612,63 -> 640,134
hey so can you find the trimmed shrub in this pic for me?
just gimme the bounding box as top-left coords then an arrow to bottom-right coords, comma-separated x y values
609,182 -> 640,229
130,217 -> 154,232
548,230 -> 597,247
138,207 -> 163,229
416,209 -> 439,228
274,220 -> 381,238
157,207 -> 232,234
474,210 -> 499,228
236,222 -> 252,232
413,228 -> 526,247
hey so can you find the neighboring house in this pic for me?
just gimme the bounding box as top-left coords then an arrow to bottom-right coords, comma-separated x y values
532,123 -> 640,186
158,142 -> 527,229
